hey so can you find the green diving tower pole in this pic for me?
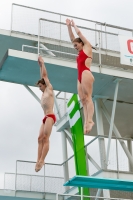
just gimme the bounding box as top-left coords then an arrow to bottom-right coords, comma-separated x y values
67,94 -> 90,199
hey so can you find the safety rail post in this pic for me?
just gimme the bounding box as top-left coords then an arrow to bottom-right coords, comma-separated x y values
15,160 -> 17,196
30,175 -> 32,191
95,189 -> 102,200
95,24 -> 97,46
38,19 -> 41,55
101,24 -> 103,49
10,3 -> 14,36
4,173 -> 5,190
56,193 -> 58,200
60,15 -> 61,43
81,187 -> 83,200
127,140 -> 133,172
105,23 -> 107,54
98,31 -> 102,73
116,137 -> 119,178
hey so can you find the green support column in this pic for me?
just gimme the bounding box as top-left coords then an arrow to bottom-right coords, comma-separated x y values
67,94 -> 90,199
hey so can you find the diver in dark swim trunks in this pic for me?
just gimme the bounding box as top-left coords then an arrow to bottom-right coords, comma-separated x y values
66,19 -> 95,134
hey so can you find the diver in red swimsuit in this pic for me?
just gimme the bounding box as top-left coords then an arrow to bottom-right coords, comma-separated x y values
66,19 -> 95,134
77,49 -> 92,83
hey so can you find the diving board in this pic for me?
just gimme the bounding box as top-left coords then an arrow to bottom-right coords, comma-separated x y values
1,49 -> 133,97
64,175 -> 133,191
0,49 -> 77,93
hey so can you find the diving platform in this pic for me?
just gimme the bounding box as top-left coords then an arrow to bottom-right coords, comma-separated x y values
1,48 -> 133,90
64,175 -> 133,191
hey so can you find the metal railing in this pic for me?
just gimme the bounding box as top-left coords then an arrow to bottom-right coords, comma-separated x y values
4,172 -> 64,193
56,193 -> 133,200
86,135 -> 133,176
11,4 -> 133,55
38,18 -> 120,52
4,161 -> 65,193
11,4 -> 133,36
4,136 -> 133,193
9,3 -> 133,73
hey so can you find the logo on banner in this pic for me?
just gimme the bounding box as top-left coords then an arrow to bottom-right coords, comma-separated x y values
118,35 -> 133,66
127,40 -> 133,54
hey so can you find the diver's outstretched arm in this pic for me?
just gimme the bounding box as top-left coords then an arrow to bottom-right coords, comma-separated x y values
66,18 -> 75,42
38,56 -> 52,89
71,19 -> 91,47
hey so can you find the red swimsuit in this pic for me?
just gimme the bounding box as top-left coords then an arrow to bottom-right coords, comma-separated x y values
42,114 -> 56,124
77,50 -> 92,83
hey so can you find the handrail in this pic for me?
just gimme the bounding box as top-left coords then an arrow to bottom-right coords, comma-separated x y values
16,135 -> 133,166
56,193 -> 133,200
39,18 -> 118,36
5,134 -> 133,193
5,172 -> 63,179
22,45 -> 77,56
12,3 -> 133,32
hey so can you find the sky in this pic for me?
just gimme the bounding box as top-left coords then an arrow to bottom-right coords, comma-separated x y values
0,0 -> 133,190
0,0 -> 133,30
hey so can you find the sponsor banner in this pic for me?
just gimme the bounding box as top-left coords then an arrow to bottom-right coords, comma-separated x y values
119,35 -> 133,66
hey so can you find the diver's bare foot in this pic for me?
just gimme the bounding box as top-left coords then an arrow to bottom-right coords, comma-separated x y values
35,161 -> 44,172
84,121 -> 94,134
35,162 -> 39,172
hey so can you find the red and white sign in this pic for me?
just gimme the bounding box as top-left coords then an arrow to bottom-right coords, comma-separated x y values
118,35 -> 133,66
